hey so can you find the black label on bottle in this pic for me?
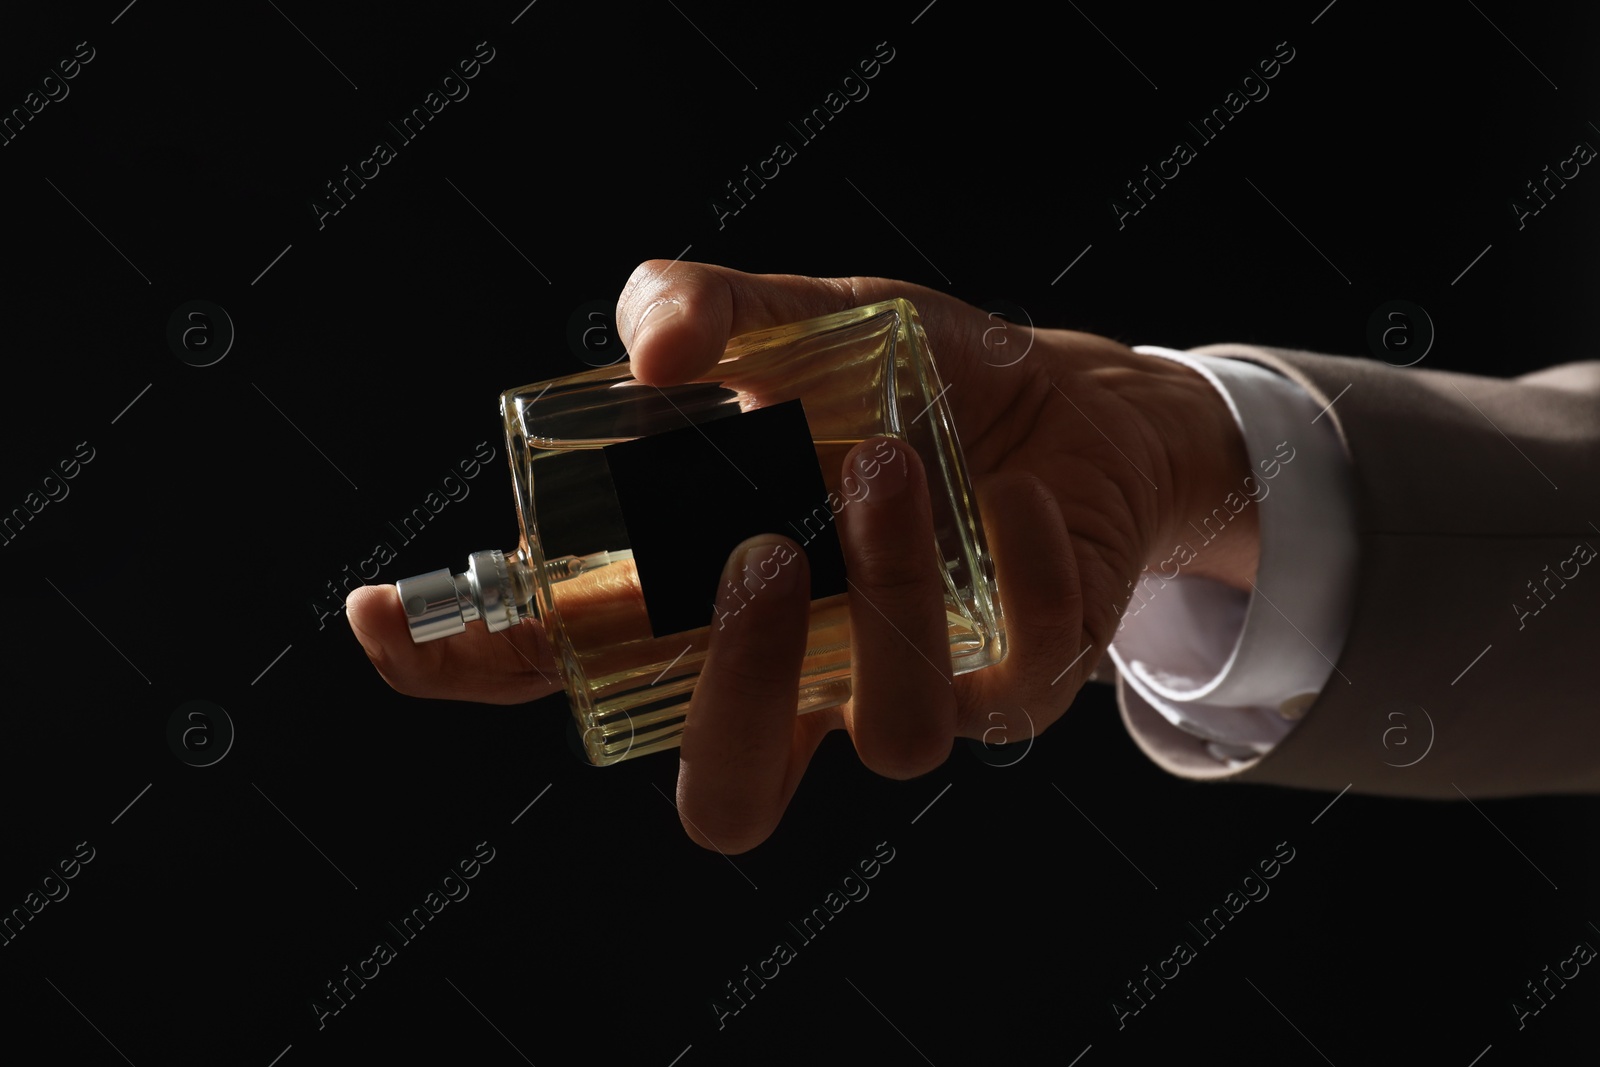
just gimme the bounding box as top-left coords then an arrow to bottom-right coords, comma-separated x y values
602,398 -> 849,638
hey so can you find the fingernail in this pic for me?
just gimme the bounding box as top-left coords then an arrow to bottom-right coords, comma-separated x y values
853,437 -> 908,504
630,298 -> 682,348
722,536 -> 803,607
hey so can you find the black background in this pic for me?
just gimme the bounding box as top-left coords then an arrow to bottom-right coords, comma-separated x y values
2,1 -> 1597,1063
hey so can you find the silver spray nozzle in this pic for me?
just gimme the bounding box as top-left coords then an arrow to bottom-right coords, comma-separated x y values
396,549 -> 523,643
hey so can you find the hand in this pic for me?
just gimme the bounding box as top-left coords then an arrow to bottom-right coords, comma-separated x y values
612,262 -> 1258,851
346,261 -> 1258,852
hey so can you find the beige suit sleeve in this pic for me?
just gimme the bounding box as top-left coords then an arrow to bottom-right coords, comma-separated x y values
1115,345 -> 1600,798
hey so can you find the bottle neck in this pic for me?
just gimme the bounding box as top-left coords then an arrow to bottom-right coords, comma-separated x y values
397,548 -> 633,645
396,548 -> 533,643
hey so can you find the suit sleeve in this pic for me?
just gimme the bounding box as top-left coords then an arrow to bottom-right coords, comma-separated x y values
1116,345 -> 1600,798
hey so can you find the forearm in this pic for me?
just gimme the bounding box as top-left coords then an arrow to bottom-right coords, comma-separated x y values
1132,344 -> 1600,797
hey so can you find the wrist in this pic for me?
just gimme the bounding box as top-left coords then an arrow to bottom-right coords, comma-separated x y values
1134,354 -> 1261,593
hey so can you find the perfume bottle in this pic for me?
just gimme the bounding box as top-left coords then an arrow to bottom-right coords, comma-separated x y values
396,299 -> 1006,765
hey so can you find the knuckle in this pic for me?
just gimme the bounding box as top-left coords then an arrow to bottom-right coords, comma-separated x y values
1009,609 -> 1082,667
703,649 -> 798,704
849,542 -> 938,602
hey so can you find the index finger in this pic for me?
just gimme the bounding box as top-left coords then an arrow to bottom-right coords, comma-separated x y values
346,585 -> 563,705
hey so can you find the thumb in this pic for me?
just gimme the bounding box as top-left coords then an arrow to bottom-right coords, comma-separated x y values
615,260 -> 930,386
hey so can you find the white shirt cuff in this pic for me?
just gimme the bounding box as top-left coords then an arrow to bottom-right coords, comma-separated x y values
1107,347 -> 1358,768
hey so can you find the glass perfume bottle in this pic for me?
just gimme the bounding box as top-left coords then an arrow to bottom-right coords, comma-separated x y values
396,299 -> 1005,765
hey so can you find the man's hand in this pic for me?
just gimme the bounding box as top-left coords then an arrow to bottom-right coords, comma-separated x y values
347,260 -> 1258,852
